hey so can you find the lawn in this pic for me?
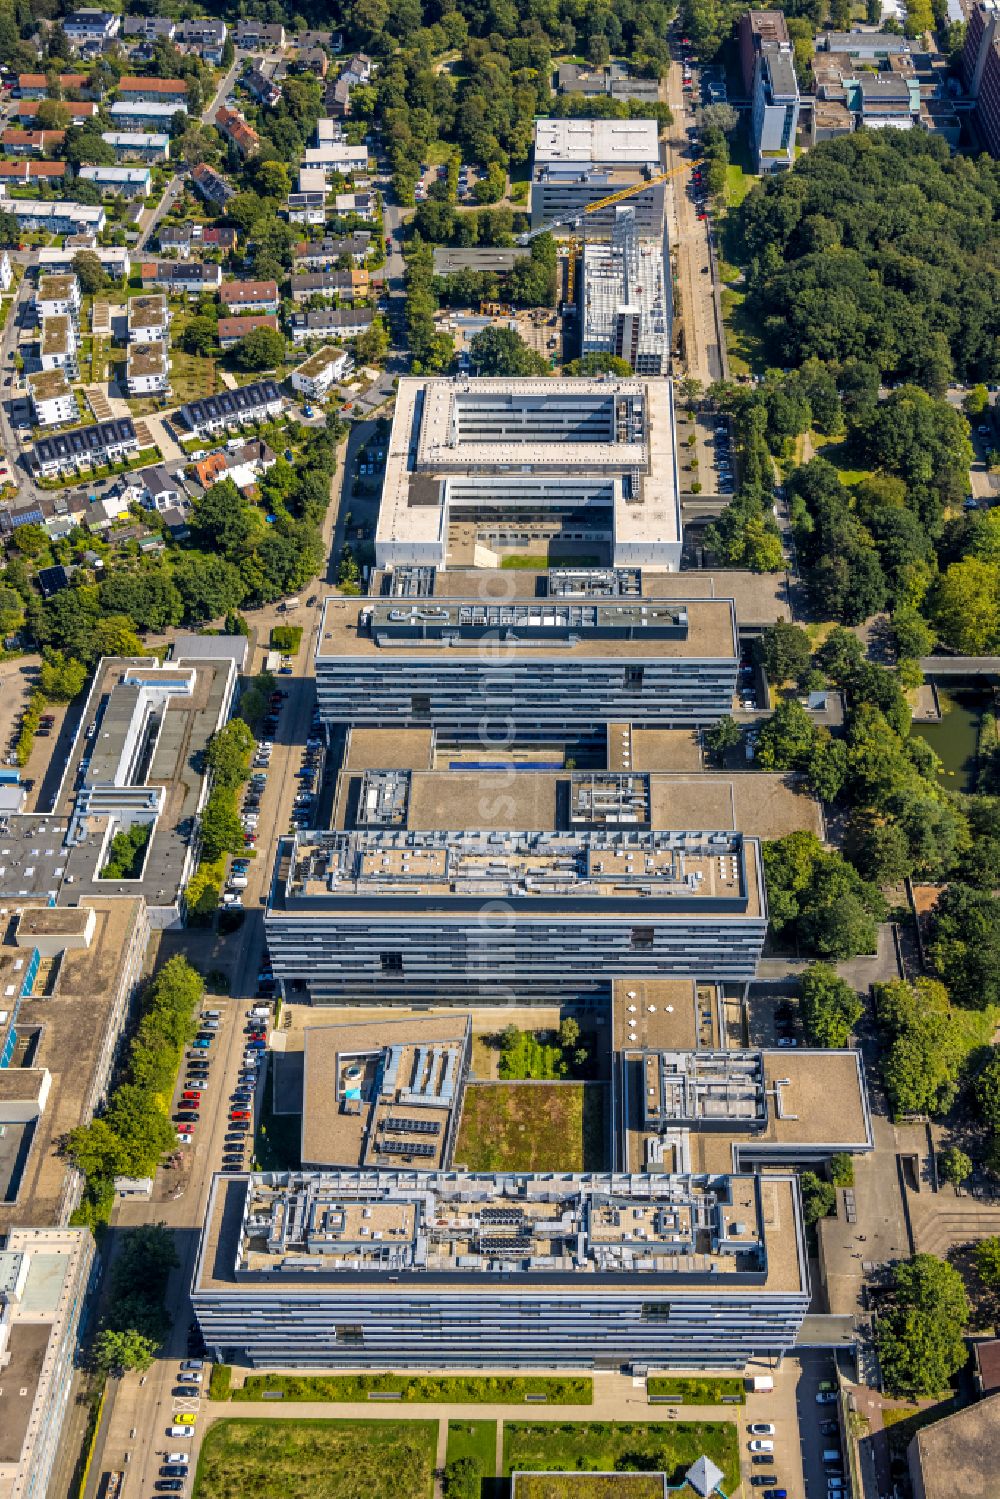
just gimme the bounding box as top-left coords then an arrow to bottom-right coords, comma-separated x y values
271,624 -> 304,653
503,1422 -> 740,1494
815,437 -> 874,487
455,1083 -> 607,1172
501,553 -> 600,569
724,163 -> 754,211
646,1377 -> 746,1406
514,1480 -> 665,1499
233,1374 -> 592,1404
193,1419 -> 438,1499
720,286 -> 765,379
171,346 -> 219,402
446,1419 -> 497,1476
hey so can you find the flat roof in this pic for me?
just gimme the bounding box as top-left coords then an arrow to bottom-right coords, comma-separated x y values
0,898 -> 146,1232
318,594 -> 736,663
28,369 -> 72,403
294,344 -> 346,379
533,118 -> 660,167
127,342 -> 167,378
194,1168 -> 807,1295
129,294 -> 167,326
910,1392 -> 1000,1499
36,274 -> 76,301
373,377 -> 682,567
301,1013 -> 471,1170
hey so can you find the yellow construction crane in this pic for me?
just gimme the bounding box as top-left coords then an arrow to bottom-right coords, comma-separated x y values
519,159 -> 699,245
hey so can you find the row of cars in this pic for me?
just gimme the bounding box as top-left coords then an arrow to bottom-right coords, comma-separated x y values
174,1009 -> 224,1144
746,1420 -> 787,1499
711,420 -> 734,496
290,722 -> 323,832
159,1359 -> 206,1487
220,1006 -> 270,1173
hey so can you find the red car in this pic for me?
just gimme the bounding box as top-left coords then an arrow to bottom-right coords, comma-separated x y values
698,211 -> 707,219
181,1090 -> 202,1101
230,1109 -> 250,1120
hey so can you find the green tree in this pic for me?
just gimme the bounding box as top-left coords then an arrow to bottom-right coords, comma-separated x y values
172,553 -> 246,624
800,963 -> 863,1047
800,1170 -> 836,1225
876,976 -> 995,1117
91,616 -> 143,659
876,1254 -> 970,1397
928,884 -> 1000,1011
234,325 -> 286,372
94,1328 -> 158,1375
181,316 -> 219,357
930,558 -> 1000,655
204,720 -> 256,788
704,715 -> 741,763
760,620 -> 812,685
976,1050 -> 1000,1133
71,250 -> 106,294
974,1236 -> 1000,1289
755,697 -> 817,772
468,325 -> 549,376
199,789 -> 245,861
38,651 -> 88,701
938,1145 -> 972,1187
964,384 -> 989,417
443,1458 -> 480,1499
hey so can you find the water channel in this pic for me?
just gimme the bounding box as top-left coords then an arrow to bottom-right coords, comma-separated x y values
911,680 -> 996,793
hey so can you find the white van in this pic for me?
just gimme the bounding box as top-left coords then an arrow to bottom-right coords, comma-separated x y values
167,1426 -> 192,1438
229,876 -> 248,890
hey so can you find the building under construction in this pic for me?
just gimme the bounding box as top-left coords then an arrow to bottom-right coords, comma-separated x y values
580,206 -> 669,375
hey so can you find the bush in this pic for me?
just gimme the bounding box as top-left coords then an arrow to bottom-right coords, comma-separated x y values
209,1363 -> 233,1401
100,821 -> 152,880
271,624 -> 302,653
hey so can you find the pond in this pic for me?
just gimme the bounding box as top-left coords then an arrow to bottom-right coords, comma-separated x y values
912,681 -> 996,793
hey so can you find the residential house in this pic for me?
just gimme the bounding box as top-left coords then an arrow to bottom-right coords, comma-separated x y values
292,47 -> 329,77
286,192 -> 327,225
341,53 -> 373,85
79,164 -> 152,198
160,505 -> 190,538
219,280 -> 280,315
17,73 -> 88,98
290,268 -> 369,302
302,142 -> 369,175
101,130 -> 170,161
191,163 -> 235,209
109,100 -> 187,128
36,245 -> 129,278
334,191 -> 376,221
139,260 -> 223,295
178,380 -> 284,436
293,232 -> 371,268
234,19 -> 286,47
0,160 -> 67,185
215,104 -> 260,158
202,226 -> 238,252
0,128 -> 66,153
126,341 -> 169,396
326,52 -> 373,116
291,344 -> 352,398
243,68 -> 281,107
174,18 -> 228,64
128,295 -> 169,345
27,368 -> 77,427
217,314 -> 280,350
36,273 -> 81,324
10,200 -> 106,234
32,417 -> 138,477
39,315 -> 78,378
297,165 -> 329,196
194,437 -> 278,491
157,223 -> 193,257
298,28 -> 340,49
16,100 -> 97,123
290,306 -> 373,344
117,77 -> 188,104
122,16 -> 176,42
62,10 -> 121,50
137,464 -> 185,511
316,117 -> 345,144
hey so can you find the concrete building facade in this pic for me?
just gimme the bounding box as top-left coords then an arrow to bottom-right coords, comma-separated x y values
530,119 -> 665,235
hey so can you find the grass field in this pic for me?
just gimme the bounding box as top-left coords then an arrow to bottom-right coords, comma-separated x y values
501,553 -> 601,569
233,1374 -> 592,1404
193,1419 -> 438,1499
503,1421 -> 740,1493
645,1377 -> 746,1405
455,1083 -> 608,1172
815,438 -> 874,486
514,1480 -> 665,1499
446,1419 -> 497,1475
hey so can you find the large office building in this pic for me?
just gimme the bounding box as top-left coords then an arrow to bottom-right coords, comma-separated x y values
580,208 -> 669,375
373,375 -> 682,572
961,0 -> 1000,157
0,1227 -> 96,1499
315,574 -> 735,739
741,11 -> 800,172
530,118 -> 665,235
192,1168 -> 809,1369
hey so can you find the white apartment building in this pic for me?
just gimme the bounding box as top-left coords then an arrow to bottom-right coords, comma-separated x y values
126,341 -> 169,396
101,131 -> 171,162
301,143 -> 370,175
78,164 -> 152,198
530,118 -> 665,236
35,274 -> 81,326
39,316 -> 78,379
291,345 -> 352,399
27,368 -> 77,427
128,294 -> 169,345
